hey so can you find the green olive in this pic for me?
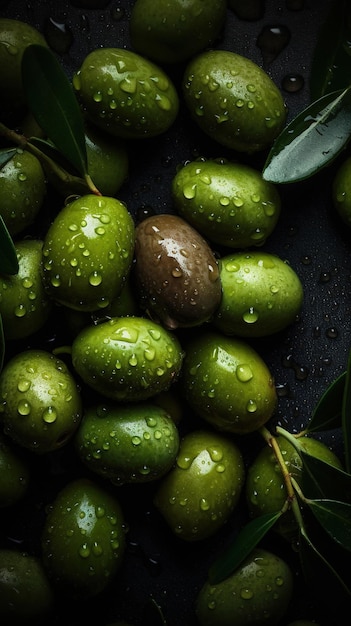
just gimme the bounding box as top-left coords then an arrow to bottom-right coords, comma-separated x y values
0,433 -> 30,507
332,155 -> 351,227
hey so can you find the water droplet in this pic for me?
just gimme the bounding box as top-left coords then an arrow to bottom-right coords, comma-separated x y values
236,364 -> 253,382
242,307 -> 259,324
257,24 -> 291,65
282,73 -> 304,93
17,400 -> 31,416
240,587 -> 254,600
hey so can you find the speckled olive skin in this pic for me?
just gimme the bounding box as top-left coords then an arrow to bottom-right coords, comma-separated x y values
213,251 -> 304,337
0,150 -> 46,236
130,0 -> 227,64
182,50 -> 287,153
154,429 -> 244,541
73,47 -> 179,139
134,214 -> 222,329
71,315 -> 184,402
332,155 -> 351,227
246,436 -> 342,541
196,548 -> 294,626
0,239 -> 52,340
41,194 -> 135,312
180,332 -> 277,435
0,349 -> 82,453
75,402 -> 180,485
171,158 -> 281,248
41,478 -> 126,598
0,433 -> 30,507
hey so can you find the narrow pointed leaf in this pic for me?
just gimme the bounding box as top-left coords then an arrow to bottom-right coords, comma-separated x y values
0,314 -> 4,373
262,87 -> 351,184
208,510 -> 282,584
300,449 -> 351,503
0,147 -> 17,170
307,499 -> 351,550
21,44 -> 87,177
0,215 -> 18,275
310,0 -> 351,101
342,348 -> 351,473
307,370 -> 345,433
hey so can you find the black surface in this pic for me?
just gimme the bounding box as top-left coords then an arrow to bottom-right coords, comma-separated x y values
1,1 -> 349,625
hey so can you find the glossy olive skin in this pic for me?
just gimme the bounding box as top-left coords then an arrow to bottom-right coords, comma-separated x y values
196,548 -> 294,626
0,433 -> 30,507
75,402 -> 180,485
213,251 -> 304,337
0,150 -> 46,236
182,50 -> 287,153
246,436 -> 343,540
0,349 -> 82,453
180,331 -> 277,435
0,239 -> 52,340
134,213 -> 222,329
154,429 -> 244,541
171,158 -> 281,248
41,194 -> 135,312
73,47 -> 179,139
130,0 -> 226,64
71,315 -> 184,402
0,549 -> 54,625
41,477 -> 126,598
332,155 -> 351,227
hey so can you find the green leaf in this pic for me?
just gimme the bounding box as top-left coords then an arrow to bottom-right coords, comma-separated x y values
307,499 -> 351,551
0,215 -> 18,275
21,44 -> 88,178
300,449 -> 351,503
0,147 -> 17,170
342,348 -> 351,473
307,370 -> 345,433
0,314 -> 4,373
262,87 -> 351,184
208,510 -> 282,584
310,0 -> 351,101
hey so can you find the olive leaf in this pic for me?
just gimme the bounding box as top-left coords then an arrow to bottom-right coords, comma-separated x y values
0,147 -> 17,170
300,449 -> 351,503
306,499 -> 351,551
307,370 -> 345,433
262,86 -> 351,184
21,44 -> 88,180
207,510 -> 282,584
341,347 -> 351,473
310,0 -> 351,101
0,215 -> 19,275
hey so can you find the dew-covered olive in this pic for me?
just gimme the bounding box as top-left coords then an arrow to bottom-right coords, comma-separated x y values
0,349 -> 82,453
154,429 -> 244,541
41,477 -> 126,598
171,158 -> 281,248
134,213 -> 222,329
180,331 -> 277,435
130,0 -> 227,64
73,47 -> 179,139
0,239 -> 52,340
196,548 -> 294,626
0,549 -> 54,625
41,194 -> 135,312
75,402 -> 180,485
0,433 -> 30,507
71,315 -> 184,402
213,251 -> 304,337
182,50 -> 287,153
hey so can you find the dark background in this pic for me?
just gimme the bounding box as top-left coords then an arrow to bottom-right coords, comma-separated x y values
0,1 -> 349,624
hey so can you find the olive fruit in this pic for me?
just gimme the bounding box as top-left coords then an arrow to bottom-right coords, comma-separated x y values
0,549 -> 54,625
213,251 -> 304,337
0,150 -> 46,237
0,349 -> 82,453
130,0 -> 227,64
73,47 -> 179,139
134,213 -> 222,329
71,315 -> 184,402
180,331 -> 277,435
0,433 -> 30,507
75,402 -> 180,485
171,158 -> 281,248
0,239 -> 52,340
286,622 -> 321,626
41,477 -> 126,598
332,155 -> 351,227
246,435 -> 343,540
195,548 -> 294,626
41,194 -> 135,312
154,429 -> 244,541
182,50 -> 287,153
0,18 -> 48,119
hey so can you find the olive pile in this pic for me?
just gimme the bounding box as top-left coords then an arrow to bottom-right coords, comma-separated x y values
0,3 -> 343,626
